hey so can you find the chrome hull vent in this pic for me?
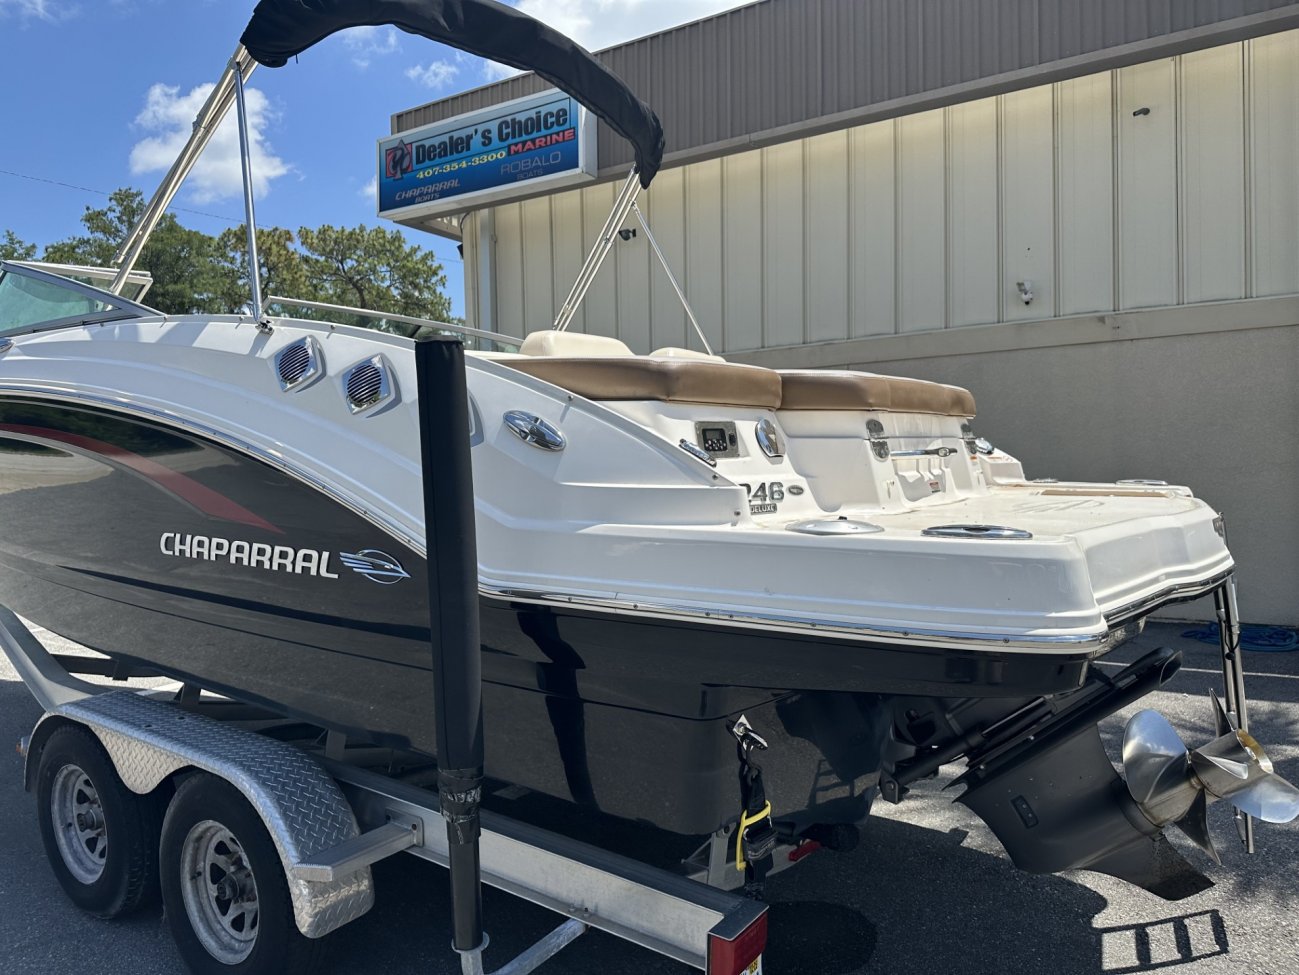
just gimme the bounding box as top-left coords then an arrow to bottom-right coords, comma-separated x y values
342,355 -> 397,415
273,336 -> 323,392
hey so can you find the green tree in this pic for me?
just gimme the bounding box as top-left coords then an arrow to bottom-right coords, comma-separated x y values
31,188 -> 452,327
217,225 -> 310,312
43,189 -> 236,315
296,224 -> 451,323
1,230 -> 37,262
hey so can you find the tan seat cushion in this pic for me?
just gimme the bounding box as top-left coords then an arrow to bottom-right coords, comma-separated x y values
650,346 -> 726,362
519,330 -> 634,357
779,370 -> 976,416
504,357 -> 783,408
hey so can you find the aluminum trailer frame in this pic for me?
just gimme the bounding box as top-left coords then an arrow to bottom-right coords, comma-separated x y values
1,606 -> 768,975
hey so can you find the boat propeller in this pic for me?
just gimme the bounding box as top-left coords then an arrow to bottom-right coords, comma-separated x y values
1122,691 -> 1299,864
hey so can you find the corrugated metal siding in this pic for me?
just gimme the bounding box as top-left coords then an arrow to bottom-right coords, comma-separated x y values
393,0 -> 1299,178
1055,72 -> 1114,315
1250,30 -> 1299,297
475,33 -> 1299,353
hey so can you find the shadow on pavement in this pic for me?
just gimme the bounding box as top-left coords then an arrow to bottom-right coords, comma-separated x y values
766,816 -> 1112,974
1095,910 -> 1229,973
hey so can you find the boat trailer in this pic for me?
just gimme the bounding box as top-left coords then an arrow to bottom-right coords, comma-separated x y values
1,606 -> 766,974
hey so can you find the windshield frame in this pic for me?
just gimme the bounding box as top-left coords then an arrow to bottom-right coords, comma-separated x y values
9,260 -> 155,302
0,260 -> 161,339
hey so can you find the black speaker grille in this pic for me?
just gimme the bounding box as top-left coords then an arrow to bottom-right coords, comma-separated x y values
276,343 -> 313,387
346,362 -> 384,408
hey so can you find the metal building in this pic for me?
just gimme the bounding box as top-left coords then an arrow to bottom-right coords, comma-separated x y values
388,0 -> 1299,624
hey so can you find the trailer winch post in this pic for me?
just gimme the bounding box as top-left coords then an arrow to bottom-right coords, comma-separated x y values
415,337 -> 487,963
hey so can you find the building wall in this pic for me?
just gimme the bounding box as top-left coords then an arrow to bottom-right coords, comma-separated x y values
468,32 -> 1299,351
393,0 -> 1299,182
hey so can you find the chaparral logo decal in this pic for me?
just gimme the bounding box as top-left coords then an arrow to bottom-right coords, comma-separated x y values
158,533 -> 408,584
339,550 -> 411,585
160,533 -> 339,577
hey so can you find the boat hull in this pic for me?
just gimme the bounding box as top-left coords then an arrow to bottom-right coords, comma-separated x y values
0,397 -> 1091,834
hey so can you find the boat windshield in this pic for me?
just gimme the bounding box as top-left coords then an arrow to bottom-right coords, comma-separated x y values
0,262 -> 157,337
8,261 -> 155,304
266,296 -> 520,353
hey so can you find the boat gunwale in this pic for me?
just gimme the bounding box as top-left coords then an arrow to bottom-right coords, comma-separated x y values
0,378 -> 1233,659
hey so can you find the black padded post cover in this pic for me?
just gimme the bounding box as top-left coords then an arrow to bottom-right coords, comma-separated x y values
413,336 -> 485,951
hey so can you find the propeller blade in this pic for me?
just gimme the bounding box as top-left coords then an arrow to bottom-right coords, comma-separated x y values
1191,749 -> 1251,781
1123,710 -> 1192,810
1173,789 -> 1220,865
1209,690 -> 1236,737
1228,773 -> 1299,824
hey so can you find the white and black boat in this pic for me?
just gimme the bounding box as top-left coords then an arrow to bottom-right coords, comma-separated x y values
1,0 -> 1294,903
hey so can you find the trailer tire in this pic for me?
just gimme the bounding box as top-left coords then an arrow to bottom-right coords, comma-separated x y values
160,774 -> 325,975
35,723 -> 162,918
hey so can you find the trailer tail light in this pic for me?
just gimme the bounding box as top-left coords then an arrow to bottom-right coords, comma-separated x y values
707,906 -> 767,975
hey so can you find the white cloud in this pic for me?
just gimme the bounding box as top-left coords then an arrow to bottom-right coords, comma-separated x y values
0,0 -> 78,21
341,25 -> 400,69
484,0 -> 753,79
128,82 -> 291,204
359,175 -> 377,200
406,60 -> 460,90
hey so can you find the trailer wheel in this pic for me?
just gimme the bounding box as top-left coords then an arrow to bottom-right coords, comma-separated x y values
160,774 -> 324,975
35,724 -> 162,918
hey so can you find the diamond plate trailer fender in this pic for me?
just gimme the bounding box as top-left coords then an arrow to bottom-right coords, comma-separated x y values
24,691 -> 374,939
1,604 -> 373,939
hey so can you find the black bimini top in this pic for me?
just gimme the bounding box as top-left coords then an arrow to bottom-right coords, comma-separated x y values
241,0 -> 665,187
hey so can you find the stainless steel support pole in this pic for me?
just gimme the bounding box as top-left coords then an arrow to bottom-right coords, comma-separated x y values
552,169 -> 640,332
233,62 -> 265,323
632,201 -> 714,356
1214,585 -> 1238,717
1224,577 -> 1249,732
458,947 -> 486,975
1215,574 -> 1255,852
111,45 -> 255,295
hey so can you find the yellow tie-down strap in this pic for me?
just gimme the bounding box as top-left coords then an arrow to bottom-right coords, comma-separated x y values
734,801 -> 773,872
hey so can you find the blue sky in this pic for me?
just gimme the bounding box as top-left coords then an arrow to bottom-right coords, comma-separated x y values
0,0 -> 751,318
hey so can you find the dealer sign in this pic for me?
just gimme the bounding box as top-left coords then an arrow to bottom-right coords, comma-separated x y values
377,89 -> 597,220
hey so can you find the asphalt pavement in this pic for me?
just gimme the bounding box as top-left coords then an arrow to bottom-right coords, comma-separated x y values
1,622 -> 1296,975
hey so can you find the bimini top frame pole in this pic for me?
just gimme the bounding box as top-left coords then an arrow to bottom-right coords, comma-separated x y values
631,201 -> 714,356
110,45 -> 257,296
552,169 -> 641,333
232,59 -> 266,323
552,168 -> 715,355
